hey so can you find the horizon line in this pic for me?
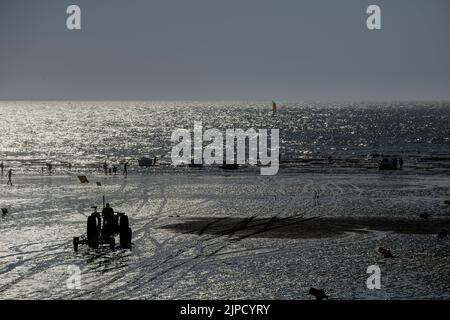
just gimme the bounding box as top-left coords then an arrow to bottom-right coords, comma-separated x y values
1,99 -> 450,103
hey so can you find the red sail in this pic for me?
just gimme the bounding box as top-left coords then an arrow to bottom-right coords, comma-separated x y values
272,100 -> 277,112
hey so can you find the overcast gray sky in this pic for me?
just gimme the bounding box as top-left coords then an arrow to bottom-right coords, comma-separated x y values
0,0 -> 449,101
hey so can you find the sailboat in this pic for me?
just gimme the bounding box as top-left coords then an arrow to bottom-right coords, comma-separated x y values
272,100 -> 277,114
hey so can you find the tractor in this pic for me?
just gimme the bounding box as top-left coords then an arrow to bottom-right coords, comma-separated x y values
73,205 -> 132,251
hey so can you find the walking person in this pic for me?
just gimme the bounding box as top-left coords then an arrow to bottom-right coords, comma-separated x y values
0,161 -> 4,176
103,161 -> 108,175
6,169 -> 13,186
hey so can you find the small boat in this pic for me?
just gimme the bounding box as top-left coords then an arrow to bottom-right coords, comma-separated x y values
138,157 -> 157,167
379,158 -> 398,170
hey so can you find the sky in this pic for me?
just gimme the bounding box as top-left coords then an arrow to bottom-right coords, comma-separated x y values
0,0 -> 449,101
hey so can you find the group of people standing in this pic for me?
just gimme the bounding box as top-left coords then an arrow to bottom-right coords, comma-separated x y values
2,161 -> 57,186
2,159 -> 131,186
103,161 -> 128,176
41,163 -> 53,175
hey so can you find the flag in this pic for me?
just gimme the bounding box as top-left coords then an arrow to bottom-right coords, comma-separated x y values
78,176 -> 89,184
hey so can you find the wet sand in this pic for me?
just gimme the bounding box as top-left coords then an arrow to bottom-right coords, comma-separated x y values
1,172 -> 450,299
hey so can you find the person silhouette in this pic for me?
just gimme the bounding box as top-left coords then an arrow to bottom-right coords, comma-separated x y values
123,162 -> 128,176
6,169 -> 13,186
47,163 -> 53,174
393,158 -> 398,169
102,203 -> 115,233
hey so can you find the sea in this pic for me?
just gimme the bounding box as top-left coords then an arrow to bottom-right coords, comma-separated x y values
1,100 -> 450,175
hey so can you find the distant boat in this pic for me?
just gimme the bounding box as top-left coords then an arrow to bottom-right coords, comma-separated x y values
272,100 -> 277,113
138,157 -> 157,167
379,158 -> 398,170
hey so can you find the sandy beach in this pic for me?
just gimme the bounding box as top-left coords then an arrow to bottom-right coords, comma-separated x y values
1,170 -> 449,299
